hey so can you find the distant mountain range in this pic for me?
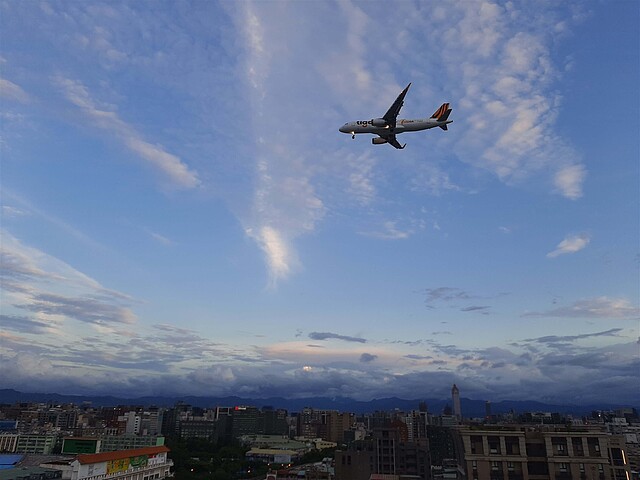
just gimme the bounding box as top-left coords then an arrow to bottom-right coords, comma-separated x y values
1,389 -> 636,417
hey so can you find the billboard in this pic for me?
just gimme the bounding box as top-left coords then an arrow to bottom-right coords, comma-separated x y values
107,458 -> 129,474
106,455 -> 148,474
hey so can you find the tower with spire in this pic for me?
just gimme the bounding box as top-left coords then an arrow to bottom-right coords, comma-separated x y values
452,384 -> 461,420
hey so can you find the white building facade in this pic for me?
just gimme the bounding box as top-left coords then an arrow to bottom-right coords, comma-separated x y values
71,446 -> 172,480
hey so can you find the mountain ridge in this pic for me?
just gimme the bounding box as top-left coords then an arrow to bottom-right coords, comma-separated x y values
1,389 -> 636,416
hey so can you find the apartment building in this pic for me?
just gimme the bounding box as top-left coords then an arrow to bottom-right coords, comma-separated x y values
335,422 -> 430,480
458,425 -> 630,480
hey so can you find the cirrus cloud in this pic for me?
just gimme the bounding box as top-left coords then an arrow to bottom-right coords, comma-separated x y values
523,297 -> 639,320
54,75 -> 200,189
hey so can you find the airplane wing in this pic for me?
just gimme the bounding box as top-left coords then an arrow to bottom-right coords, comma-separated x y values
382,83 -> 411,129
384,134 -> 406,149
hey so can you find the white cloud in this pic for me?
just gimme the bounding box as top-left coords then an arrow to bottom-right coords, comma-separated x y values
146,229 -> 174,246
2,205 -> 29,218
554,164 -> 587,200
247,225 -> 297,287
347,153 -> 377,206
1,230 -> 138,330
547,233 -> 590,258
364,221 -> 412,240
523,297 -> 640,319
410,164 -> 460,196
0,77 -> 30,103
418,1 -> 587,198
54,76 -> 200,189
229,2 -> 326,285
3,331 -> 637,403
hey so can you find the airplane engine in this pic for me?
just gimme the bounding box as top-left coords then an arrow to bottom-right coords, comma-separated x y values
370,118 -> 387,127
372,137 -> 388,145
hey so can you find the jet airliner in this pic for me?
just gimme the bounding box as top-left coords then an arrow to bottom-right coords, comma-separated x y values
339,83 -> 452,149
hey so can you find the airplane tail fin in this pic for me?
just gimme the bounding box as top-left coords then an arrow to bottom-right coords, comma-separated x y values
438,108 -> 452,122
430,103 -> 450,119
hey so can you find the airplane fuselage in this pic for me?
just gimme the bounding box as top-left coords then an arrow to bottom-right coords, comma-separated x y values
340,117 -> 452,136
339,83 -> 452,149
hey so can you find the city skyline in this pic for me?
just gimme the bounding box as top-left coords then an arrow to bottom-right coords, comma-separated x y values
1,1 -> 638,404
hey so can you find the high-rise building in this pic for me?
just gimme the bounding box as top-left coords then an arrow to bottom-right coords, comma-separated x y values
404,410 -> 429,442
231,406 -> 261,438
296,408 -> 353,442
452,384 -> 462,420
262,407 -> 289,436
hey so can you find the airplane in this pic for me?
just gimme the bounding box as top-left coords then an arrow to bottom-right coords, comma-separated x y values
339,83 -> 452,149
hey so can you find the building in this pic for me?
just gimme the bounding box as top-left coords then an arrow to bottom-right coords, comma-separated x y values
240,435 -> 307,454
61,436 -> 165,455
0,422 -> 18,434
452,386 -> 461,421
335,423 -> 430,480
427,426 -> 460,467
262,408 -> 289,437
404,411 -> 429,443
0,435 -> 19,453
97,436 -> 164,453
15,436 -> 57,455
432,459 -> 466,480
0,466 -> 62,480
62,439 -> 100,455
230,406 -> 261,438
296,409 -> 354,443
70,446 -> 172,480
457,425 -> 631,480
178,420 -> 216,440
245,448 -> 299,465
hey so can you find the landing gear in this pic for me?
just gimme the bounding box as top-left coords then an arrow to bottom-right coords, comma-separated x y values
351,132 -> 355,139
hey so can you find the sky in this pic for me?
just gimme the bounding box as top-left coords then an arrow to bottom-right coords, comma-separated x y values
1,0 -> 638,406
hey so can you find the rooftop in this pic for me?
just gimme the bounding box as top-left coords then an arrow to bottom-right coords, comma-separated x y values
76,446 -> 169,465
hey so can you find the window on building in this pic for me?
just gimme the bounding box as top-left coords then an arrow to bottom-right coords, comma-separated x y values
573,438 -> 585,456
489,436 -> 501,454
505,437 -> 520,455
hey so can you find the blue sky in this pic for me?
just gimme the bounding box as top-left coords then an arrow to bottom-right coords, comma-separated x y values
1,0 -> 638,405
